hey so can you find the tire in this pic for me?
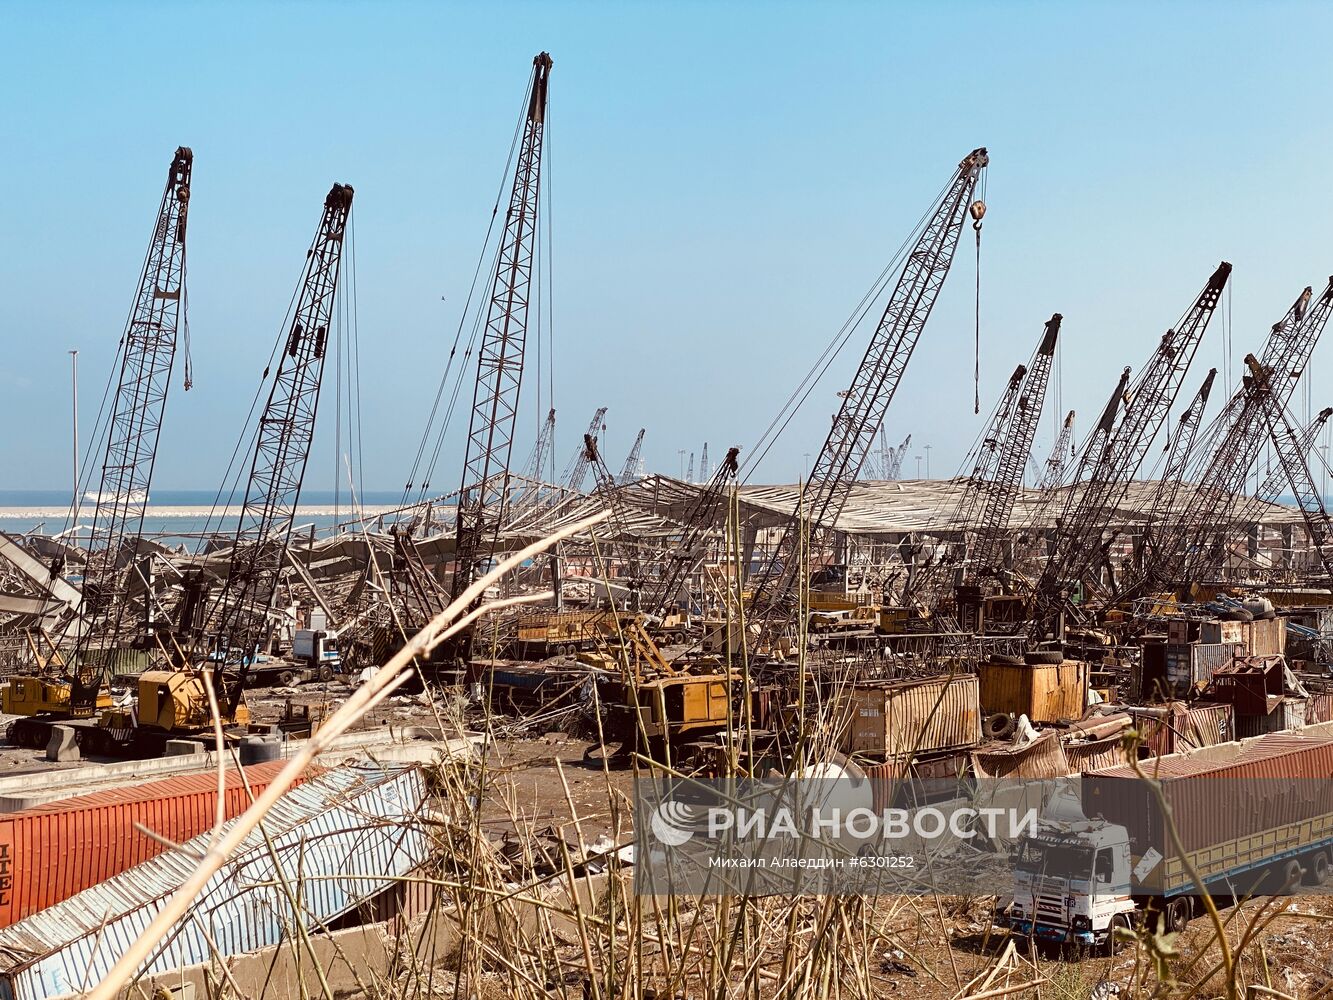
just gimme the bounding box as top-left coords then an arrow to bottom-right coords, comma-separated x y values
1104,913 -> 1133,956
983,713 -> 1017,740
1305,851 -> 1330,885
318,665 -> 334,682
1023,650 -> 1064,666
1279,859 -> 1304,891
1220,609 -> 1254,623
1166,896 -> 1192,933
278,671 -> 296,687
989,654 -> 1023,666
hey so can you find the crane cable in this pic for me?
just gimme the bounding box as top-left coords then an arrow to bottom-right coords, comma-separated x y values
974,219 -> 982,415
971,167 -> 987,415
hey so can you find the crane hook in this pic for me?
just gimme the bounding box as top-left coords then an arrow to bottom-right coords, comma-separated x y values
970,199 -> 986,232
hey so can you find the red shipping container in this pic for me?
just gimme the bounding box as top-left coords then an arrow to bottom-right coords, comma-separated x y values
0,759 -> 311,927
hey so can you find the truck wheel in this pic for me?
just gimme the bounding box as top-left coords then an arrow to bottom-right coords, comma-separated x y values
1279,859 -> 1304,891
1104,913 -> 1133,955
278,670 -> 296,687
1166,896 -> 1191,933
1306,851 -> 1331,885
318,665 -> 334,682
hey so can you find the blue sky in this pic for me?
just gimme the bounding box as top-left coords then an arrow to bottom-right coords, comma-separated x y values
3,1 -> 1332,495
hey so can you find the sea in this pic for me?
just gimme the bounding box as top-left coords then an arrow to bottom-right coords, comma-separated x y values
0,489 -> 415,546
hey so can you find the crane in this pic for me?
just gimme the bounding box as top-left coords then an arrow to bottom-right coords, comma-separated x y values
1251,357 -> 1333,583
911,314 -> 1060,610
909,362 -> 1027,610
7,181 -> 356,755
1129,368 -> 1218,582
686,452 -> 695,484
752,147 -> 989,620
1038,412 -> 1076,491
1136,278 -> 1333,589
699,442 -> 710,482
619,429 -> 646,484
643,446 -> 742,620
208,183 -> 355,717
560,406 -> 607,493
1030,263 -> 1230,632
970,314 -> 1061,583
886,434 -> 912,479
448,53 -> 553,638
20,148 -> 193,721
523,408 -> 557,483
584,433 -> 646,600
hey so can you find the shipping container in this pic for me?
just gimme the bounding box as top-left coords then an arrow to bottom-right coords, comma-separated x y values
1200,620 -> 1245,646
838,673 -> 980,759
1130,702 -> 1234,757
1087,721 -> 1333,859
1234,697 -> 1308,739
0,764 -> 427,1000
977,659 -> 1087,723
1247,616 -> 1287,656
0,759 -> 302,928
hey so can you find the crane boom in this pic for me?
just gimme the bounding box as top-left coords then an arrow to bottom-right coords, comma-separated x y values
971,314 -> 1061,580
68,147 -> 192,713
1032,263 -> 1229,625
561,406 -> 607,492
209,183 -> 354,712
1038,413 -> 1076,492
450,53 -> 553,612
887,434 -> 912,479
1142,279 -> 1333,586
643,446 -> 741,619
756,147 -> 988,608
619,429 -> 646,484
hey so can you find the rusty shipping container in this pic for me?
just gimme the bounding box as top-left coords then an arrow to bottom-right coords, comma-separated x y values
839,674 -> 980,759
1234,697 -> 1308,739
1086,721 -> 1333,858
0,759 -> 301,927
977,659 -> 1087,723
1131,702 -> 1234,757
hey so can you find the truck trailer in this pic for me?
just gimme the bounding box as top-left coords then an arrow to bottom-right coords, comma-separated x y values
1003,719 -> 1333,951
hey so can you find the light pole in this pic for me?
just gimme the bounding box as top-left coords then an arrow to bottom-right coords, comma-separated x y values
678,450 -> 686,480
924,444 -> 932,479
68,349 -> 79,517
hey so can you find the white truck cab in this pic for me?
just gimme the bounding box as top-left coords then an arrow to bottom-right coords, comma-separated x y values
1006,819 -> 1136,949
293,628 -> 340,672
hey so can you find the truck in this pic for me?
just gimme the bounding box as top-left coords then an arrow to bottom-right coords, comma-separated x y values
1003,719 -> 1333,952
232,629 -> 341,688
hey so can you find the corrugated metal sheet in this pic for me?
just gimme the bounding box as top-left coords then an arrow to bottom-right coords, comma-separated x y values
1235,698 -> 1308,739
0,763 -> 427,1000
1063,734 -> 1125,773
0,760 -> 300,928
1165,642 -> 1236,692
1248,616 -> 1287,657
972,732 -> 1070,779
1131,702 -> 1234,757
977,660 -> 1087,723
840,674 -> 980,758
1310,692 -> 1333,724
